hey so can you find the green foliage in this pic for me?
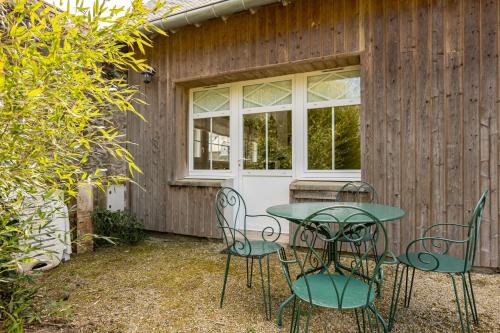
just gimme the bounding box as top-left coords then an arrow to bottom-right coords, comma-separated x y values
91,210 -> 146,246
0,0 -> 170,331
334,105 -> 361,170
307,105 -> 361,170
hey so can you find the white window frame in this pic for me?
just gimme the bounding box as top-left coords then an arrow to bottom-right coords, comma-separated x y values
187,66 -> 361,181
297,68 -> 362,180
238,74 -> 295,177
188,83 -> 234,178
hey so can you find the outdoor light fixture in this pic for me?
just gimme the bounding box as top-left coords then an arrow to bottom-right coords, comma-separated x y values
141,68 -> 156,84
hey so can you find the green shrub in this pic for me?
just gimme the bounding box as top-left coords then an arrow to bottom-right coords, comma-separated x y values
91,210 -> 146,246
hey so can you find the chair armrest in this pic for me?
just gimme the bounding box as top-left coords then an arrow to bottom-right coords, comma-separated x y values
246,214 -> 282,243
404,236 -> 470,271
277,247 -> 296,291
421,223 -> 469,238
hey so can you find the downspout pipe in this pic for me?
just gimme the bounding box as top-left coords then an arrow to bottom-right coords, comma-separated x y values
151,0 -> 285,32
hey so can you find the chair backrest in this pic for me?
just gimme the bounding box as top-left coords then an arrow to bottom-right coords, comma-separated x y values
214,187 -> 251,255
290,206 -> 388,309
336,181 -> 378,203
464,190 -> 488,270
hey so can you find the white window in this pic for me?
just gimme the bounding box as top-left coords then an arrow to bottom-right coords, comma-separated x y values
300,69 -> 361,179
189,86 -> 231,175
188,67 -> 361,180
241,78 -> 293,171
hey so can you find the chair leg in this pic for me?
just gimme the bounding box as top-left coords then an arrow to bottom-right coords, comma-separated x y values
304,303 -> 313,333
389,264 -> 405,330
290,297 -> 298,333
450,273 -> 467,333
246,257 -> 254,288
467,272 -> 479,325
461,273 -> 472,333
258,256 -> 272,320
277,294 -> 295,328
355,309 -> 362,333
404,266 -> 416,308
220,253 -> 231,308
368,304 -> 388,333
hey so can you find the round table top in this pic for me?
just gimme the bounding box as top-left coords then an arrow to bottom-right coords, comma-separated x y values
266,202 -> 405,223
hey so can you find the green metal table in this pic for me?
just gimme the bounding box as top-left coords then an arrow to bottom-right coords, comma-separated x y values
266,202 -> 405,224
266,201 -> 405,327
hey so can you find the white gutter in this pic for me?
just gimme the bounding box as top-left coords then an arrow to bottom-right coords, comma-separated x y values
151,0 -> 285,32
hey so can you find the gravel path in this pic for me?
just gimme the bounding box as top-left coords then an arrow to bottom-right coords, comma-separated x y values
31,235 -> 500,332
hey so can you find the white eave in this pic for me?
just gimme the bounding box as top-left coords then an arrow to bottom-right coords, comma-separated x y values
150,0 -> 286,32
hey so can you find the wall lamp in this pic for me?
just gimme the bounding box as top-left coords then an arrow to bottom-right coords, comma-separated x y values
141,68 -> 156,84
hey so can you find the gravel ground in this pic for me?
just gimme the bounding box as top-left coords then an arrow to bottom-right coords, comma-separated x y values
30,234 -> 500,333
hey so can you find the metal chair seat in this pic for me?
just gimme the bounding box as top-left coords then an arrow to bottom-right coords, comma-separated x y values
229,240 -> 283,257
398,252 -> 466,273
292,274 -> 375,309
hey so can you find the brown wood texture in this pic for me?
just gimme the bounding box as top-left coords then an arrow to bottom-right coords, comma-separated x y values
128,0 -> 500,268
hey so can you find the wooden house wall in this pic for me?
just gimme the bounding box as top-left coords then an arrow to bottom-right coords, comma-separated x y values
128,0 -> 500,269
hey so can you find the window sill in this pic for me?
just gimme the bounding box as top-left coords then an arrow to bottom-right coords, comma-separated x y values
169,178 -> 233,188
290,180 -> 352,191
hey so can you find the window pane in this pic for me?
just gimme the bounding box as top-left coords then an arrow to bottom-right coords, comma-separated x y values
334,105 -> 361,170
193,118 -> 210,169
243,113 -> 266,169
193,87 -> 230,114
268,111 -> 292,170
243,80 -> 292,108
210,117 -> 230,170
307,70 -> 360,102
308,108 -> 333,170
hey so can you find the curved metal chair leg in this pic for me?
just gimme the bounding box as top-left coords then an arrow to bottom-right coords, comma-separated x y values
467,272 -> 479,325
450,273 -> 467,333
246,257 -> 254,288
461,273 -> 472,333
368,304 -> 388,333
277,294 -> 295,327
404,266 -> 416,308
258,256 -> 272,320
304,303 -> 313,333
220,253 -> 231,308
389,264 -> 405,330
289,297 -> 297,333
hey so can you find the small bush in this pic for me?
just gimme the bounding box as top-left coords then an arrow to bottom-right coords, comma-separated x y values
91,210 -> 146,246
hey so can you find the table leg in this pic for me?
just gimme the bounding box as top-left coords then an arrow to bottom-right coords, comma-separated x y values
276,294 -> 295,328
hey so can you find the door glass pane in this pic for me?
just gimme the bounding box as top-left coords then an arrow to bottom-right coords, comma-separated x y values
243,113 -> 266,169
193,87 -> 230,114
193,118 -> 210,169
307,70 -> 360,102
243,80 -> 292,108
210,117 -> 230,170
334,105 -> 361,170
268,111 -> 292,170
307,108 -> 333,170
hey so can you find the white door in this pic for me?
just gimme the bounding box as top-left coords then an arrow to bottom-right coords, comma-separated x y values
236,77 -> 295,234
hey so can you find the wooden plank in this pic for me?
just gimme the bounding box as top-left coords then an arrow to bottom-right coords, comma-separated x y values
463,0 -> 481,260
309,0 -> 321,58
480,0 -> 497,267
430,0 -> 446,250
345,0 -> 360,53
320,0 -> 335,57
334,0 -> 346,54
414,0 -> 432,240
399,0 -> 416,253
384,0 -> 401,251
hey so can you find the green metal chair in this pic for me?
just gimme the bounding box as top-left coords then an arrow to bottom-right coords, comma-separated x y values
277,206 -> 391,333
389,191 -> 488,333
215,187 -> 283,320
336,181 -> 382,294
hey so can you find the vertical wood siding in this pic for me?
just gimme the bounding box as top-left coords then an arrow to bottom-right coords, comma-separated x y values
128,0 -> 500,268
